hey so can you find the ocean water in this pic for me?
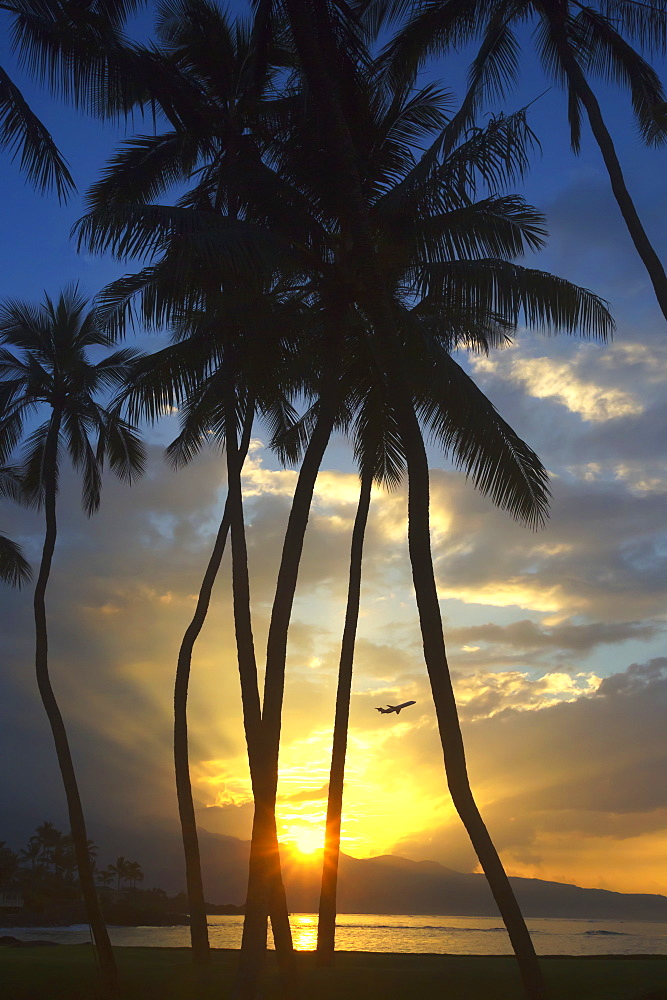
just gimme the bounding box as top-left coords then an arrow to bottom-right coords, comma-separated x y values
4,913 -> 667,956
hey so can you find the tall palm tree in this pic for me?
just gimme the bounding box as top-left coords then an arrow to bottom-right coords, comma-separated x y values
122,298 -> 300,968
0,465 -> 32,586
377,0 -> 667,322
69,1 -> 304,965
0,285 -> 145,995
243,6 -> 613,996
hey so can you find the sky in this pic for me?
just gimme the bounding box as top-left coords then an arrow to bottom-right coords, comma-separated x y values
0,4 -> 666,901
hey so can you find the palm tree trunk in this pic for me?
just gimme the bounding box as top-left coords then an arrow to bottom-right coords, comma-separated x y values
393,396 -> 547,1000
316,468 -> 372,965
224,393 -> 299,1000
556,34 -> 667,322
237,399 -> 337,1000
34,412 -> 117,995
174,405 -> 255,964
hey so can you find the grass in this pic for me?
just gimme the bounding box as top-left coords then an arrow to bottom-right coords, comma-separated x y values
1,946 -> 666,1000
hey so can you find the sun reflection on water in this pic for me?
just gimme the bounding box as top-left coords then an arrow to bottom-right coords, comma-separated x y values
290,914 -> 318,951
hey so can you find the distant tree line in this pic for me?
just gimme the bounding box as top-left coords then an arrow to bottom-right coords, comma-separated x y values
0,822 -> 143,895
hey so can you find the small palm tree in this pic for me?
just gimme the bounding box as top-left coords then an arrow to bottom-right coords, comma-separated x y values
0,285 -> 145,994
125,861 -> 144,890
250,7 -> 613,997
18,836 -> 42,872
0,841 -> 20,883
33,821 -> 61,874
108,856 -> 132,892
97,868 -> 114,889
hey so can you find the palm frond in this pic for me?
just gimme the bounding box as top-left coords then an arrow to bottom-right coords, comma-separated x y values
418,259 -> 614,339
415,346 -> 551,528
0,65 -> 74,200
0,532 -> 32,587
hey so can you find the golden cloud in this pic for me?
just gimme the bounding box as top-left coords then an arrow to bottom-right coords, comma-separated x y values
472,353 -> 643,422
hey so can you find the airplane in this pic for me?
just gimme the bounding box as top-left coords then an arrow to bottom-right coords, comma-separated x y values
375,701 -> 416,715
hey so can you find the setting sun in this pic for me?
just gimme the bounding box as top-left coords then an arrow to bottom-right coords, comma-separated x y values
282,825 -> 324,856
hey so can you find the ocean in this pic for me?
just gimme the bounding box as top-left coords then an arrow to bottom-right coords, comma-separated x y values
4,913 -> 667,956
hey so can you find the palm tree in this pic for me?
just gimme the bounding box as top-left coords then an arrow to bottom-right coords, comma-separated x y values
69,0 -> 304,965
0,285 -> 145,995
108,856 -> 132,892
377,0 -> 667,323
97,868 -> 114,889
0,841 -> 20,883
125,861 -> 144,889
122,306 -> 298,967
33,820 -> 61,874
71,0 -> 307,970
241,7 -> 613,996
0,465 -> 32,587
18,836 -> 42,872
274,9 -> 550,990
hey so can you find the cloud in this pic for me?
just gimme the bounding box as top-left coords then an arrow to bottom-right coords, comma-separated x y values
448,618 -> 664,655
392,658 -> 667,892
279,784 -> 329,804
472,352 -> 643,423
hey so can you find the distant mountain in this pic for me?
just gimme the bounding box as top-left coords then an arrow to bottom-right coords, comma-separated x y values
198,833 -> 667,921
315,853 -> 667,922
89,821 -> 667,921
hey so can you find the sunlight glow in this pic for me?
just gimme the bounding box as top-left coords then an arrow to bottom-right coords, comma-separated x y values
282,825 -> 324,856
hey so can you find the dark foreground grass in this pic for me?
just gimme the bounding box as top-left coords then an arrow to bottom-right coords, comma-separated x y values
2,946 -> 666,1000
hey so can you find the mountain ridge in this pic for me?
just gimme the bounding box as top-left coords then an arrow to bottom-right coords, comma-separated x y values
87,820 -> 667,921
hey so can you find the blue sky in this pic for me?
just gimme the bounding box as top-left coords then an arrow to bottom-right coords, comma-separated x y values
1,5 -> 667,899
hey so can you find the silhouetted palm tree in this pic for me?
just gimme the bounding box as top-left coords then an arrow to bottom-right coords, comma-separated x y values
125,860 -> 144,889
71,0 -> 302,965
122,295 -> 300,970
97,868 -> 114,889
248,5 -> 613,996
378,0 -> 667,322
108,856 -> 132,892
0,285 -> 145,994
0,842 -> 20,883
18,836 -> 42,872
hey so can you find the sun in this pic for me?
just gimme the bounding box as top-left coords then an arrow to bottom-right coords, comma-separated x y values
283,825 -> 323,857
